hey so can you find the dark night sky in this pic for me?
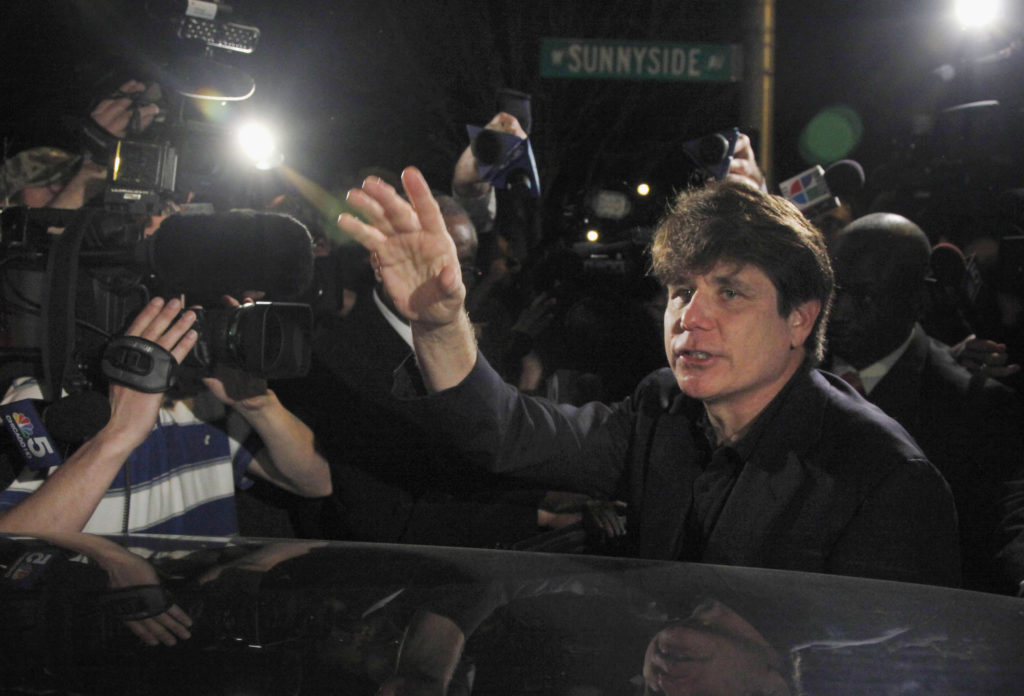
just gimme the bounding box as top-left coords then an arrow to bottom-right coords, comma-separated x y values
2,1 -> 1022,234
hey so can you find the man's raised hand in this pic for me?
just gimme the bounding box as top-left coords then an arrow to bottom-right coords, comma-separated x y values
338,167 -> 465,330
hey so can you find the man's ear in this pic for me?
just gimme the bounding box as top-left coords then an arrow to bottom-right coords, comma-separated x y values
788,299 -> 821,347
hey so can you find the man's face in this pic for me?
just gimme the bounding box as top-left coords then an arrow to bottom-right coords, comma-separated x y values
443,213 -> 480,291
443,214 -> 478,267
642,602 -> 789,696
663,261 -> 815,420
828,238 -> 917,369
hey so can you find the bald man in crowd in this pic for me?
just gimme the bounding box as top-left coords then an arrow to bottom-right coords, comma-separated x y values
828,213 -> 1024,594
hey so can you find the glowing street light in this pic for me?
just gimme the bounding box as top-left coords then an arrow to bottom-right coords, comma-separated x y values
586,228 -> 600,242
636,182 -> 651,196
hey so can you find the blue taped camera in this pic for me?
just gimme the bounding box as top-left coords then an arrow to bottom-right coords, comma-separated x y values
466,125 -> 541,198
682,127 -> 739,181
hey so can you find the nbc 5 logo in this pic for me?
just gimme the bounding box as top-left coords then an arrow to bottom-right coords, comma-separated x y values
13,412 -> 54,458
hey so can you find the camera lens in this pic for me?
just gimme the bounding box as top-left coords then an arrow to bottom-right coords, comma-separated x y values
229,303 -> 311,378
471,130 -> 505,166
697,133 -> 730,166
260,310 -> 284,370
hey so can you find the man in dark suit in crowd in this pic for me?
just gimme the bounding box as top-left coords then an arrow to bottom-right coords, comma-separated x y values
827,212 -> 1024,594
337,170 -> 961,587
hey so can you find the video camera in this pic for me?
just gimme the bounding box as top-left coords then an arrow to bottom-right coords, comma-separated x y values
682,127 -> 739,182
73,2 -> 263,216
0,2 -> 318,410
80,79 -> 251,217
466,89 -> 541,198
0,206 -> 315,409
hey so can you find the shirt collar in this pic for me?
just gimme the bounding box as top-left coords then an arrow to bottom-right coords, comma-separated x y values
373,288 -> 414,349
831,326 -> 916,395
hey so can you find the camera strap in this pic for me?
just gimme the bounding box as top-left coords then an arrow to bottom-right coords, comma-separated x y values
101,336 -> 178,393
39,208 -> 97,403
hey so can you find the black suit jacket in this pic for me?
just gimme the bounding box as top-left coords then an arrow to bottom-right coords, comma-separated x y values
399,353 -> 961,587
864,325 -> 1024,593
275,293 -> 542,546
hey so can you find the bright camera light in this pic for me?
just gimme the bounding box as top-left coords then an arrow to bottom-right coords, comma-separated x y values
586,229 -> 600,243
636,183 -> 651,196
237,121 -> 283,169
955,0 -> 1000,29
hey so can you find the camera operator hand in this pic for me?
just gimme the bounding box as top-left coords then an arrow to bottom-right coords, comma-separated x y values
725,132 -> 766,191
201,296 -> 332,499
200,296 -> 272,407
91,80 -> 160,140
106,297 -> 198,445
43,159 -> 108,210
452,112 -> 528,199
0,297 -> 197,534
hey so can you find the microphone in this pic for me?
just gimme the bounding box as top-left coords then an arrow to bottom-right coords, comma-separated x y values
823,159 -> 865,199
496,88 -> 532,135
141,210 -> 315,299
779,159 -> 865,222
43,391 -> 112,444
465,126 -> 541,197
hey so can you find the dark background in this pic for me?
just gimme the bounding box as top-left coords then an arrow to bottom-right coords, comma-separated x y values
2,0 -> 1022,243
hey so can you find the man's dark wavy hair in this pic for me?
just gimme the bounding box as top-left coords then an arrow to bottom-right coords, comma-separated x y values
650,180 -> 834,365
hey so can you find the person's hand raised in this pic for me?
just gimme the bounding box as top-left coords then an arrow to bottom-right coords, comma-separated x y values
725,132 -> 766,191
338,168 -> 466,331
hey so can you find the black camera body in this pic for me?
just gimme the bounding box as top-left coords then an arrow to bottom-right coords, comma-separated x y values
682,127 -> 740,181
104,138 -> 179,214
0,206 -> 315,406
186,302 -> 312,379
81,92 -> 231,216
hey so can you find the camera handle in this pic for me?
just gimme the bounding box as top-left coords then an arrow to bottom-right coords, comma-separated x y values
101,336 -> 178,393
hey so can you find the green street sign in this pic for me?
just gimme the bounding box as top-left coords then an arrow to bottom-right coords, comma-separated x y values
540,38 -> 741,82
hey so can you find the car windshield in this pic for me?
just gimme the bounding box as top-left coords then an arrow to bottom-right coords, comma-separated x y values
2,532 -> 1023,695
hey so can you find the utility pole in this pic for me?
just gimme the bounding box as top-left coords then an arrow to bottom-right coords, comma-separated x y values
741,0 -> 775,185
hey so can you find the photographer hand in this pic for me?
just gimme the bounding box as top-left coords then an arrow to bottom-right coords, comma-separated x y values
453,112 -> 528,198
45,159 -> 108,210
0,297 -> 196,533
91,80 -> 160,139
199,296 -> 331,498
725,132 -> 766,191
106,297 -> 198,448
200,296 -> 272,408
